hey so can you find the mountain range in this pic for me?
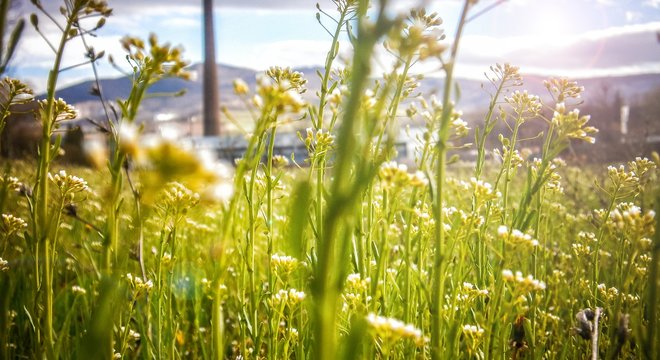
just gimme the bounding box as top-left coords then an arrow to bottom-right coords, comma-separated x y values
53,62 -> 660,125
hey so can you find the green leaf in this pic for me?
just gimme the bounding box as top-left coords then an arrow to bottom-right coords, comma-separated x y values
78,276 -> 121,359
286,179 -> 311,259
341,316 -> 368,360
1,18 -> 24,73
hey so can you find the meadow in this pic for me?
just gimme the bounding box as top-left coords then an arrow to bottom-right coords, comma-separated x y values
0,0 -> 658,359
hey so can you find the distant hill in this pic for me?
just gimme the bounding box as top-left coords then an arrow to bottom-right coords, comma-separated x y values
52,62 -> 660,124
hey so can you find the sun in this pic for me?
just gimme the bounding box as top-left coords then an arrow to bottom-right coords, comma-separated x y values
527,5 -> 576,46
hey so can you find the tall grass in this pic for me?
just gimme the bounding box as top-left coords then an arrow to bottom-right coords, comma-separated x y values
0,0 -> 658,359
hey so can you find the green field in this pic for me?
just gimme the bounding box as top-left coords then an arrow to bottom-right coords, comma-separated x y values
1,0 -> 659,359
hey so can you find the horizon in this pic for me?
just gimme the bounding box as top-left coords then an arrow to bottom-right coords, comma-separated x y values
7,0 -> 660,93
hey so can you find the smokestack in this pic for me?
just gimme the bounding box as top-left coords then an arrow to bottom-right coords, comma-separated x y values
203,0 -> 220,136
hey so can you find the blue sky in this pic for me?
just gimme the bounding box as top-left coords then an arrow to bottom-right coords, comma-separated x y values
9,0 -> 660,92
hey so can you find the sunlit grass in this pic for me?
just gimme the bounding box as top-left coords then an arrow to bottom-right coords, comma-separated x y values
0,0 -> 658,359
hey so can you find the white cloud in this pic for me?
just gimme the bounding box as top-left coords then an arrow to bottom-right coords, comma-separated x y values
452,21 -> 660,78
643,0 -> 660,8
626,11 -> 643,23
232,40 -> 336,70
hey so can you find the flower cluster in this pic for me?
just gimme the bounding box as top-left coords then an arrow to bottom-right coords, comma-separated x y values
366,313 -> 426,347
82,0 -> 113,16
551,103 -> 597,144
48,170 -> 89,200
498,226 -> 539,248
266,66 -> 307,94
462,324 -> 485,338
302,127 -> 335,157
502,269 -> 546,292
271,254 -> 299,275
458,177 -> 501,204
120,326 -> 141,343
126,273 -> 154,296
0,175 -> 21,193
453,282 -> 490,306
493,146 -> 525,171
2,213 -> 27,237
342,273 -> 372,312
271,288 -> 306,307
505,90 -> 541,118
606,157 -> 656,195
485,63 -> 523,88
118,122 -> 140,157
385,8 -> 447,60
233,78 -> 249,96
39,98 -> 77,126
331,0 -> 359,14
544,78 -> 584,102
606,203 -> 655,241
255,67 -> 307,114
157,182 -> 200,222
379,161 -> 427,189
71,285 -> 87,295
118,33 -> 190,82
0,77 -> 33,108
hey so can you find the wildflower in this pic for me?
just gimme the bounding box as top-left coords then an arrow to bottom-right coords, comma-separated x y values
302,128 -> 335,156
48,170 -> 89,200
462,324 -> 485,337
119,33 -> 190,80
544,78 -> 584,101
362,89 -> 377,109
126,273 -> 154,296
497,225 -> 509,238
118,122 -> 140,157
272,154 -> 290,168
493,146 -> 524,170
0,257 -> 8,272
158,182 -> 200,221
120,326 -> 141,343
551,105 -> 597,144
366,313 -> 425,346
71,285 -> 87,295
271,254 -> 299,274
502,270 -> 546,292
2,214 -> 27,237
498,226 -> 539,248
1,78 -> 33,105
271,288 -> 306,306
233,78 -> 249,95
502,269 -> 514,281
39,98 -> 77,125
487,63 -> 523,88
505,90 -> 542,117
1,176 -> 21,193
451,116 -> 470,138
83,138 -> 108,169
385,8 -> 446,60
409,171 -> 428,187
161,252 -> 173,267
328,87 -> 343,107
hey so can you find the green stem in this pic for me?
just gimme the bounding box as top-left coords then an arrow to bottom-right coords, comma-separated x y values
474,77 -> 506,180
313,2 -> 388,359
592,186 -> 619,304
430,2 -> 471,358
34,17 -> 74,356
